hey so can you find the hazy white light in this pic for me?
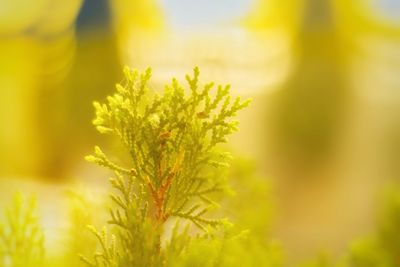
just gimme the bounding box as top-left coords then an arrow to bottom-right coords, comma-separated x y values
160,0 -> 252,30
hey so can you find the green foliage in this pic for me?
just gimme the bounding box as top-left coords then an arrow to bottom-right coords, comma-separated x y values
299,252 -> 333,267
84,66 -> 250,266
219,158 -> 284,266
165,223 -> 283,267
307,186 -> 400,267
0,193 -> 44,267
63,189 -> 105,267
345,186 -> 400,267
347,239 -> 390,267
166,225 -> 246,267
222,159 -> 273,239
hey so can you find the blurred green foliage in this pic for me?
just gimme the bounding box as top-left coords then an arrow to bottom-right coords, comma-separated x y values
2,160 -> 400,266
0,193 -> 44,267
345,187 -> 400,267
299,186 -> 400,267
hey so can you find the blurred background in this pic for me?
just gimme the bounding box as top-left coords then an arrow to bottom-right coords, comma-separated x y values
0,0 -> 399,264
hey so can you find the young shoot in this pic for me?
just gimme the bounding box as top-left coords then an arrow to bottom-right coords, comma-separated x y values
83,66 -> 250,266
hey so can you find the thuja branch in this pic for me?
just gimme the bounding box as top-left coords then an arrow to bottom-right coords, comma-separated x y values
0,193 -> 45,267
84,66 -> 250,266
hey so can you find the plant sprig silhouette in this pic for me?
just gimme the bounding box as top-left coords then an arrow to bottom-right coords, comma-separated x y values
83,66 -> 250,266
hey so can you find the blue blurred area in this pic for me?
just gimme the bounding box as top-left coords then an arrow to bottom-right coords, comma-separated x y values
161,0 -> 251,29
76,0 -> 111,31
373,0 -> 400,21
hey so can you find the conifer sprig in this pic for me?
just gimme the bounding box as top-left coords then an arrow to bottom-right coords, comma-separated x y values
84,66 -> 250,266
0,193 -> 44,267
